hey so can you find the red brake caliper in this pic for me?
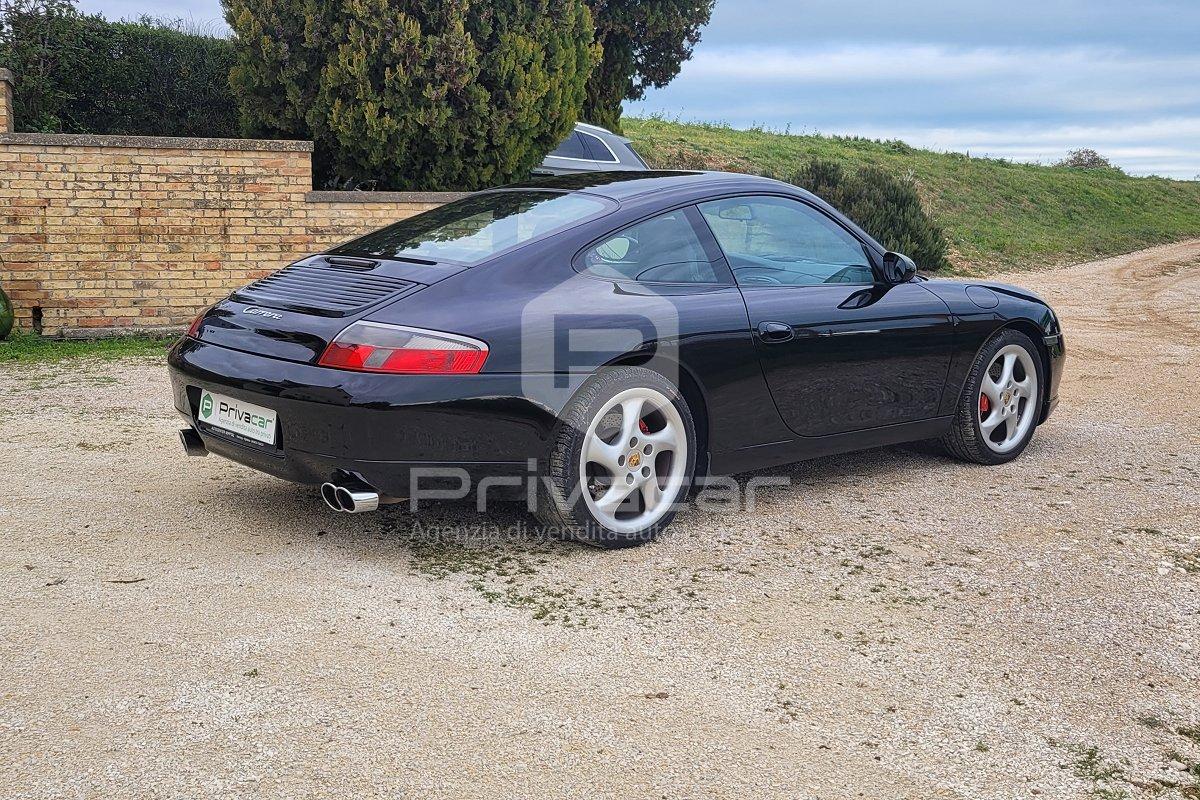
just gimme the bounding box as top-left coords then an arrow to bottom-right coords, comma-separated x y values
979,392 -> 990,417
638,418 -> 650,434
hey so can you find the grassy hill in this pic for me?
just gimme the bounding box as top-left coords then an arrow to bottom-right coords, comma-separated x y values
624,117 -> 1200,274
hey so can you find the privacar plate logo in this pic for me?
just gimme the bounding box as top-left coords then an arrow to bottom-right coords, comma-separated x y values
200,392 -> 213,419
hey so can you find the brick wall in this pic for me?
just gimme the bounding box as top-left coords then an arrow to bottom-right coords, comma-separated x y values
0,70 -> 463,337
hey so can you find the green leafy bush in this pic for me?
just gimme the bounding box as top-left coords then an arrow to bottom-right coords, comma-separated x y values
784,159 -> 951,271
226,0 -> 598,191
0,0 -> 239,136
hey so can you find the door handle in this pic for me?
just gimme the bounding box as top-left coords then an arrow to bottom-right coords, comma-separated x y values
757,321 -> 795,343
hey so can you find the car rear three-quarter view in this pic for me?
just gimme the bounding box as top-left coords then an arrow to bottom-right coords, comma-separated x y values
169,171 -> 1065,548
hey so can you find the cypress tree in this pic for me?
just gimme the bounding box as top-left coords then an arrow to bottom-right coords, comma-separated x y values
226,0 -> 598,190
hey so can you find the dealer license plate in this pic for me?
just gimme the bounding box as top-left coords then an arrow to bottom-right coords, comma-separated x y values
197,390 -> 277,446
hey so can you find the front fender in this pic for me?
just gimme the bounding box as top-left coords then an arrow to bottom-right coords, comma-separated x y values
923,279 -> 1064,420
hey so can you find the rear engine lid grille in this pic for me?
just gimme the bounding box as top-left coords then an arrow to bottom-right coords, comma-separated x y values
232,264 -> 416,317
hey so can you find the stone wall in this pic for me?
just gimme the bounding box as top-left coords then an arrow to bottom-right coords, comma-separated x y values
0,69 -> 462,337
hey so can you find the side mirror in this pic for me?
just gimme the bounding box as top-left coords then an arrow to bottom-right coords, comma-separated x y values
882,251 -> 917,283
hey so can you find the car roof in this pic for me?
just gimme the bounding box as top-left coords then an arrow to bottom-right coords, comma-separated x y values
574,122 -> 615,135
573,122 -> 634,146
490,170 -> 888,257
501,170 -> 793,201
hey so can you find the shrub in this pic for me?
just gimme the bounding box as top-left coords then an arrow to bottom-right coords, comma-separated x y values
226,0 -> 598,191
0,282 -> 13,340
784,159 -> 951,271
1057,148 -> 1121,171
0,0 -> 239,136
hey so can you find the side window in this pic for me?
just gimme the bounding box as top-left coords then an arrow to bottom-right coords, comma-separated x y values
579,209 -> 721,283
548,132 -> 592,161
698,196 -> 876,287
620,141 -> 649,168
579,131 -> 619,163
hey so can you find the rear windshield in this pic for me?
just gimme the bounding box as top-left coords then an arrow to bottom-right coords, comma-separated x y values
330,190 -> 612,265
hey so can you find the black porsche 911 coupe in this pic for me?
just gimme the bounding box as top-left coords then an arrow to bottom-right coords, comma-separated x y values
170,171 -> 1064,548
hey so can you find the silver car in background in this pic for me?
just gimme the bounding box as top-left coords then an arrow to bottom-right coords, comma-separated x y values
535,122 -> 649,175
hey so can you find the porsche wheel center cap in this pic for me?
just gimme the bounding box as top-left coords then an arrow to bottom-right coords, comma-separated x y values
628,451 -> 642,468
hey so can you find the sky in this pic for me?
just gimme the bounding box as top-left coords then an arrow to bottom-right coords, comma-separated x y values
77,0 -> 1200,179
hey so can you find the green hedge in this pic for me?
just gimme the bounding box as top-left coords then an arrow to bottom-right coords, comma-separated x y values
0,0 -> 238,137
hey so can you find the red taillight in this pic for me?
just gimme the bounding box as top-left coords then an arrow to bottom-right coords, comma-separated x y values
320,343 -> 488,373
318,322 -> 488,375
186,307 -> 209,339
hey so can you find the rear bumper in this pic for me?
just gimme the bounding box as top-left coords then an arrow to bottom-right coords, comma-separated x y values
168,338 -> 575,496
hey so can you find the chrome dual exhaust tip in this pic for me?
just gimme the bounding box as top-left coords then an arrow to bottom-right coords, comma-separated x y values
320,480 -> 380,514
320,482 -> 341,511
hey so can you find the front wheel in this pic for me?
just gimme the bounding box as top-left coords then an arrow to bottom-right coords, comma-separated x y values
942,329 -> 1044,465
536,367 -> 697,548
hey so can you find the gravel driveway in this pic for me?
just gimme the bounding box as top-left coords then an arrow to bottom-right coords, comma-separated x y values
3,241 -> 1199,799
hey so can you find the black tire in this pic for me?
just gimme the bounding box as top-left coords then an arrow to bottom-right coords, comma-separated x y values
535,366 -> 698,548
941,328 -> 1045,465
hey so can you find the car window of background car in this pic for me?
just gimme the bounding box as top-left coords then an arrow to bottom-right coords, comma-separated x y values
579,209 -> 721,283
331,191 -> 611,265
547,133 -> 593,161
578,132 -> 619,163
699,196 -> 876,287
619,142 -> 649,168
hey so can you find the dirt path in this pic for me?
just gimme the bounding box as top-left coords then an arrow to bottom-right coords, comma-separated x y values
2,241 -> 1198,799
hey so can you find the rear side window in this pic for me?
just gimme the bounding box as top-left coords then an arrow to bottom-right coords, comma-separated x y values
621,142 -> 649,168
548,133 -> 592,160
331,191 -> 612,265
579,131 -> 619,163
579,209 -> 720,283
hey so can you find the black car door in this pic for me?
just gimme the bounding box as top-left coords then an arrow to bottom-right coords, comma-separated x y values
696,195 -> 956,437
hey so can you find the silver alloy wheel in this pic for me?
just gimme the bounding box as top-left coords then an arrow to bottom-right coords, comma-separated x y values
579,386 -> 688,535
978,343 -> 1039,454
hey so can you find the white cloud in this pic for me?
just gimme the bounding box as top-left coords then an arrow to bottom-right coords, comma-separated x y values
803,118 -> 1200,179
684,44 -> 1200,82
630,42 -> 1200,178
678,44 -> 1200,114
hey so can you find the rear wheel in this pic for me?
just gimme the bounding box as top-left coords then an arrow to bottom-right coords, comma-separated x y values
942,329 -> 1044,464
536,367 -> 696,548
